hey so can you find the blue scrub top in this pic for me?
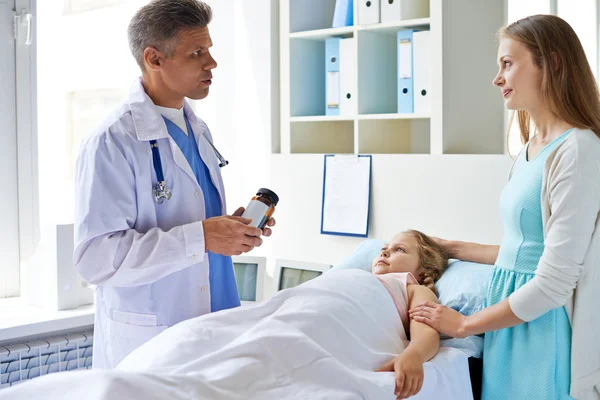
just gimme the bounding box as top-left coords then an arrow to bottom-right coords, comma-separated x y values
162,115 -> 240,312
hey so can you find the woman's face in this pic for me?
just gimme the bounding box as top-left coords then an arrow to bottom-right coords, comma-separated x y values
492,37 -> 543,112
372,233 -> 420,276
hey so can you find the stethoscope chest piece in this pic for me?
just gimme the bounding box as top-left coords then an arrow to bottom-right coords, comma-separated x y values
153,181 -> 172,204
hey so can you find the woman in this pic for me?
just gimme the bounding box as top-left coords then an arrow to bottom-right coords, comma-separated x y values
409,15 -> 600,400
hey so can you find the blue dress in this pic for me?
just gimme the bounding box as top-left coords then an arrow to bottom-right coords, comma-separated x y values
482,129 -> 574,400
163,116 -> 241,312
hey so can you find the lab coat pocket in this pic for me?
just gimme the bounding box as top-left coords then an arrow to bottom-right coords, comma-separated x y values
106,310 -> 167,368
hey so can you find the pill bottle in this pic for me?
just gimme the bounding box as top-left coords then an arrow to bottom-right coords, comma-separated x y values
241,188 -> 279,229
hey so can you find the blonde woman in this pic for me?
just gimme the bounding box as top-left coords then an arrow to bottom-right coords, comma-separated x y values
410,15 -> 600,400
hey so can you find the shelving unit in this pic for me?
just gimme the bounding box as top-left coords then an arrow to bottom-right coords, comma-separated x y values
280,0 -> 506,155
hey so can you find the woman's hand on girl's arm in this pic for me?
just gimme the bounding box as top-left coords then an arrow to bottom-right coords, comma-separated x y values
377,285 -> 440,399
410,298 -> 524,338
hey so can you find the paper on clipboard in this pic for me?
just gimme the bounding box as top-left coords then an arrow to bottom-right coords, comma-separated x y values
321,155 -> 371,237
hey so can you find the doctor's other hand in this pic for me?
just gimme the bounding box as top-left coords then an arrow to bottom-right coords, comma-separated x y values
376,350 -> 424,399
202,215 -> 263,256
232,206 -> 276,237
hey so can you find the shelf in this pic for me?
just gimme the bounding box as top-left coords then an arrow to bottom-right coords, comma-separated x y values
358,119 -> 430,154
357,18 -> 431,35
288,18 -> 432,40
358,113 -> 430,120
290,120 -> 354,154
290,26 -> 354,40
291,115 -> 355,122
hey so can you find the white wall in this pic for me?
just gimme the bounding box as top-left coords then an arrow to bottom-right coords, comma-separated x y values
197,0 -> 279,259
264,154 -> 513,296
199,1 -> 514,297
29,0 -> 513,307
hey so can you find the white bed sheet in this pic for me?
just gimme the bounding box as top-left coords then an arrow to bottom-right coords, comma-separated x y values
1,270 -> 474,399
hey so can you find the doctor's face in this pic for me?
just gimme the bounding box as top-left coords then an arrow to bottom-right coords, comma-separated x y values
161,26 -> 217,101
492,37 -> 543,112
372,233 -> 420,277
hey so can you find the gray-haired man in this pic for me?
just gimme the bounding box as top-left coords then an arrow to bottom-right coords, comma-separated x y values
74,0 -> 275,368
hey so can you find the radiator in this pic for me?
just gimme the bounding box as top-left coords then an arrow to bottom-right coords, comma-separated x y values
0,330 -> 93,389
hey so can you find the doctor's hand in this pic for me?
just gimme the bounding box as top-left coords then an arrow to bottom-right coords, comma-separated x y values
202,215 -> 263,256
232,207 -> 276,237
377,349 -> 425,399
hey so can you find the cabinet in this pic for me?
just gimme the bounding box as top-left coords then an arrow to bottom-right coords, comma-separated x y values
279,0 -> 506,154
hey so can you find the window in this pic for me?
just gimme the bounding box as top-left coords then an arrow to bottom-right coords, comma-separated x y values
4,0 -> 278,300
505,0 -> 599,155
1,0 -> 20,298
37,0 -> 144,223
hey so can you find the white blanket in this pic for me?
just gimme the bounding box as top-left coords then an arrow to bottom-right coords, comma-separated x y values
1,269 -> 473,399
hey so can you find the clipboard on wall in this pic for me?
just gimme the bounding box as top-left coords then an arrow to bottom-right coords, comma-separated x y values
320,154 -> 372,237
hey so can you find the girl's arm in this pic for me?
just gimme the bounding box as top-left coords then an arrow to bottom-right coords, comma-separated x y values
405,285 -> 441,361
377,285 -> 441,398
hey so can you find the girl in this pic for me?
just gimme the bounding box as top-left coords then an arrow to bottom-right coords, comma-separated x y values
373,229 -> 451,399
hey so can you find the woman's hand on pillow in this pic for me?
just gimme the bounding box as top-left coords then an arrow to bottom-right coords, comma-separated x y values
376,349 -> 425,399
409,301 -> 467,338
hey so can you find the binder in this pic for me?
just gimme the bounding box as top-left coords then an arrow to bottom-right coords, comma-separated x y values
413,30 -> 432,114
358,0 -> 379,25
339,38 -> 356,116
325,38 -> 341,116
332,0 -> 354,28
397,29 -> 415,113
380,0 -> 430,23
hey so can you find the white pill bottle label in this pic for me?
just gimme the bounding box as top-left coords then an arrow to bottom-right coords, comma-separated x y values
241,200 -> 269,228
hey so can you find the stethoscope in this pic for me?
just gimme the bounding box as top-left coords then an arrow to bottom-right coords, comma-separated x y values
150,132 -> 229,204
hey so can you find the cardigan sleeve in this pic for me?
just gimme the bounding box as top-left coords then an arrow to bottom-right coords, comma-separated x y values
509,141 -> 600,322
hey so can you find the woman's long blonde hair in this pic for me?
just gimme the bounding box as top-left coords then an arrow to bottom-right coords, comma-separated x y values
500,15 -> 600,147
404,230 -> 451,296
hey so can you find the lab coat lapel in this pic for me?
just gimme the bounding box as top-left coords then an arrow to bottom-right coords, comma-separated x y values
184,104 -> 226,214
195,127 -> 226,214
167,138 -> 199,189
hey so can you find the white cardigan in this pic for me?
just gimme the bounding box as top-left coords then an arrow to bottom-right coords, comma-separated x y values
507,128 -> 600,399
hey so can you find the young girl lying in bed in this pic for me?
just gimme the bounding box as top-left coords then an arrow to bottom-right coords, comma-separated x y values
0,231 -> 454,400
117,229 -> 453,400
372,229 -> 451,398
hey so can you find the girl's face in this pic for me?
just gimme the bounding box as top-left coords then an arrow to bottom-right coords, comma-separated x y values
372,233 -> 420,276
492,37 -> 544,112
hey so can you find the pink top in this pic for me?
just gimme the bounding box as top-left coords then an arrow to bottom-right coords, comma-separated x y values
375,272 -> 419,337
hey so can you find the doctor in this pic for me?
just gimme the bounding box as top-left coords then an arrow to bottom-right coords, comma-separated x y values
74,0 -> 274,369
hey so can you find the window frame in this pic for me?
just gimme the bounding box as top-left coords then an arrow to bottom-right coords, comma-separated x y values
12,0 -> 39,298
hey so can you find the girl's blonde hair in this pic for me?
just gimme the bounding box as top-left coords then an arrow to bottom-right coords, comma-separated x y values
499,15 -> 600,149
403,230 -> 451,296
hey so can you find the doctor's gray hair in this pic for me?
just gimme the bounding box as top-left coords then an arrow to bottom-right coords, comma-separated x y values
128,0 -> 212,70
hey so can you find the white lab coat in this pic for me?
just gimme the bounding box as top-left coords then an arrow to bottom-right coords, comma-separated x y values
74,78 -> 227,369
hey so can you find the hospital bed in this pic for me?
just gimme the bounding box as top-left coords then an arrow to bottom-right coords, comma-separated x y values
0,269 -> 478,400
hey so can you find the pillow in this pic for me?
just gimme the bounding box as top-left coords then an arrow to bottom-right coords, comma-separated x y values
330,239 -> 494,316
436,260 -> 494,316
329,239 -> 384,273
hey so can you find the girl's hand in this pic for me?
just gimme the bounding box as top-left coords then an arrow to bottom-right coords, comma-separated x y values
377,350 -> 425,399
409,301 -> 467,338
